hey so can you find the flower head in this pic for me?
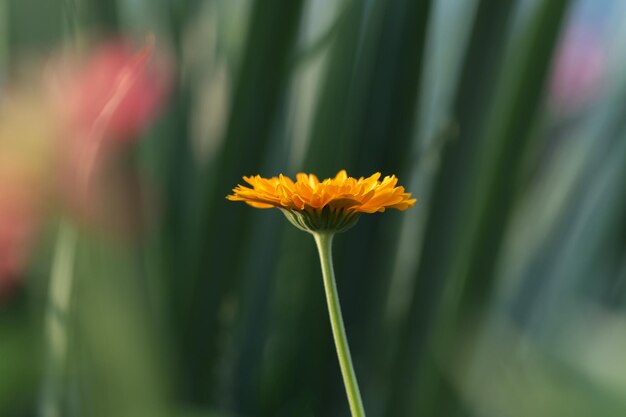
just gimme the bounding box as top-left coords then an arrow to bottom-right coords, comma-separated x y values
227,170 -> 415,233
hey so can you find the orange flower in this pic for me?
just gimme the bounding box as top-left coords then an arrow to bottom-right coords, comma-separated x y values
227,170 -> 415,232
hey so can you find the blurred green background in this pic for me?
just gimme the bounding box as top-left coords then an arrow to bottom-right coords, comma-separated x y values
2,0 -> 626,416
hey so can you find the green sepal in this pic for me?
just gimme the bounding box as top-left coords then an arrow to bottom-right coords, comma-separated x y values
280,206 -> 360,234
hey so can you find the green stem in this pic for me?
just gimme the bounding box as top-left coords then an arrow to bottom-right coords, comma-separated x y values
313,232 -> 366,417
40,220 -> 78,417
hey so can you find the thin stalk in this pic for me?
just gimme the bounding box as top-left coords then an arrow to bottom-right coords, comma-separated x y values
313,232 -> 366,417
40,220 -> 78,417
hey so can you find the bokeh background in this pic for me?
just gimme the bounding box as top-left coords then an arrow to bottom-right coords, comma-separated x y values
2,0 -> 626,416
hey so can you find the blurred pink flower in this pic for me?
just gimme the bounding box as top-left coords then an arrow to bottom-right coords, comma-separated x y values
0,38 -> 172,298
63,40 -> 170,142
550,24 -> 606,112
46,39 -> 171,231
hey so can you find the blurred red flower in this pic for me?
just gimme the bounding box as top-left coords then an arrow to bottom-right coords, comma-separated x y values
46,39 -> 171,232
58,39 -> 171,143
0,38 -> 172,300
